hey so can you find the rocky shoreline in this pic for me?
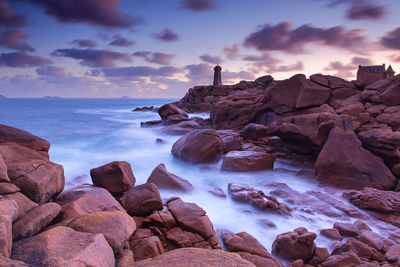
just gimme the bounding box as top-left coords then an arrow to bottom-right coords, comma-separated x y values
1,72 -> 400,266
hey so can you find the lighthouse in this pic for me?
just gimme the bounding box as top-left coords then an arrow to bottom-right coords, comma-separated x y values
213,65 -> 222,86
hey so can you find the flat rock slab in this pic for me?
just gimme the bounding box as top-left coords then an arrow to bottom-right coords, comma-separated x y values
221,151 -> 275,172
11,226 -> 115,267
134,248 -> 255,267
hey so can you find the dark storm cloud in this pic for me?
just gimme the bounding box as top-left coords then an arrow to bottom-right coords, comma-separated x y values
199,54 -> 222,64
0,0 -> 26,27
72,39 -> 97,48
20,0 -> 144,28
0,52 -> 52,67
36,65 -> 67,76
52,48 -> 131,67
346,0 -> 385,20
0,30 -> 34,51
180,0 -> 216,12
244,21 -> 365,53
381,27 -> 400,50
132,51 -> 175,65
109,34 -> 134,47
100,66 -> 183,78
152,28 -> 179,42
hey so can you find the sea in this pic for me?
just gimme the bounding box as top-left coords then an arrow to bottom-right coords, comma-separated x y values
0,98 -> 392,256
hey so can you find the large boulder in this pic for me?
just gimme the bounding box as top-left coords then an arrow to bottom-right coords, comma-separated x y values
367,75 -> 400,106
328,238 -> 384,264
0,155 -> 9,182
0,142 -> 65,204
264,74 -> 331,114
167,197 -> 221,249
228,183 -> 291,215
90,161 -> 136,194
217,130 -> 242,152
158,103 -> 189,125
135,248 -> 255,267
0,124 -> 50,158
221,151 -> 275,172
0,215 -> 12,257
0,257 -> 29,266
2,192 -> 38,221
0,198 -> 18,222
119,183 -> 163,216
272,227 -> 317,262
266,105 -> 357,154
11,226 -> 115,267
12,202 -> 61,241
0,182 -> 19,195
220,229 -> 283,267
68,210 -> 136,251
211,92 -> 267,130
357,124 -> 400,167
315,127 -> 397,190
147,163 -> 193,192
171,129 -> 224,164
56,184 -> 125,221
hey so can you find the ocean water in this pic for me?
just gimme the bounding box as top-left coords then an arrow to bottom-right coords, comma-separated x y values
0,98 -> 395,257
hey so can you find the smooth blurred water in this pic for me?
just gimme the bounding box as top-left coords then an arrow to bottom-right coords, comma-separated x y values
0,98 -> 394,256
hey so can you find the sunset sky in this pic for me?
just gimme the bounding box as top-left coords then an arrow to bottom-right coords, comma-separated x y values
0,0 -> 399,98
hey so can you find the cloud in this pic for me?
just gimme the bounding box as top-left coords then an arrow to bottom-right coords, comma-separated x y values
184,63 -> 212,83
243,53 -> 302,73
0,0 -> 26,27
388,54 -> 400,63
36,65 -> 67,76
152,28 -> 179,42
72,39 -> 97,48
99,65 -> 183,78
0,30 -> 34,51
132,51 -> 175,65
180,0 -> 216,12
352,56 -> 372,65
109,34 -> 134,47
323,59 -> 362,79
52,48 -> 131,67
346,0 -> 385,20
381,27 -> 400,50
199,54 -> 222,64
223,44 -> 239,59
244,21 -> 366,53
223,70 -> 255,82
0,52 -> 52,67
21,0 -> 144,28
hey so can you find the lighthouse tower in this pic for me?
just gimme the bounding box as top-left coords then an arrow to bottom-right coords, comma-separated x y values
213,65 -> 222,86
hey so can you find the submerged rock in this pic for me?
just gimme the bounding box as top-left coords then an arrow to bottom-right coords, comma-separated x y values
228,183 -> 291,215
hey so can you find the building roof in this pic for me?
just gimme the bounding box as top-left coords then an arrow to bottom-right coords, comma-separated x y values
387,65 -> 395,73
359,65 -> 385,73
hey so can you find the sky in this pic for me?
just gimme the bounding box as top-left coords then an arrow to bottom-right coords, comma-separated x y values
0,0 -> 399,98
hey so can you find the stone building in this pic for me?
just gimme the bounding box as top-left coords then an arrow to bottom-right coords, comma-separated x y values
356,64 -> 395,84
213,65 -> 222,86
